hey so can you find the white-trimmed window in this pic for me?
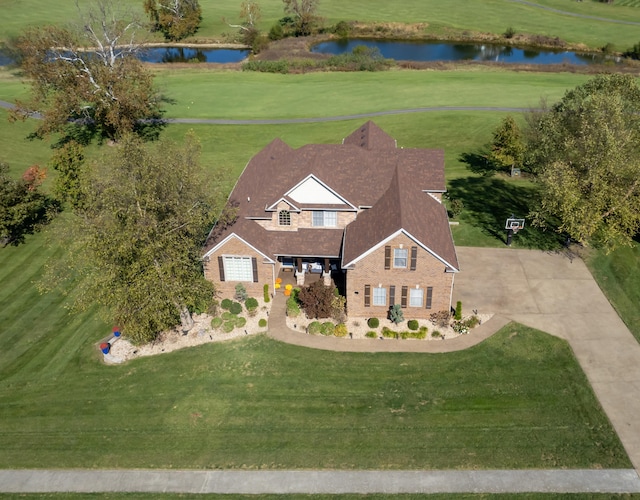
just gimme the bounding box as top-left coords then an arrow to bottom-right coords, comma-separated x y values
373,287 -> 386,306
278,210 -> 291,226
223,256 -> 253,281
409,288 -> 423,307
394,248 -> 408,268
312,211 -> 337,227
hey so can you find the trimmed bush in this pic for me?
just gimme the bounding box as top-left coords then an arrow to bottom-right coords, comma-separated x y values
365,331 -> 377,338
235,317 -> 247,328
320,322 -> 335,336
407,319 -> 419,331
367,317 -> 379,328
220,298 -> 233,310
334,323 -> 348,337
464,315 -> 481,329
307,321 -> 322,335
432,330 -> 442,338
258,318 -> 267,328
222,321 -> 235,333
455,301 -> 462,321
263,284 -> 270,303
382,326 -> 397,339
211,317 -> 223,329
221,311 -> 235,321
229,301 -> 243,315
245,297 -> 259,315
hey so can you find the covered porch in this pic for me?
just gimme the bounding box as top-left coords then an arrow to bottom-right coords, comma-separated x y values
276,257 -> 345,293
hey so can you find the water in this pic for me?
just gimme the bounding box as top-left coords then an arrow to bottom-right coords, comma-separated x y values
138,46 -> 249,64
0,46 -> 250,66
311,39 -> 612,65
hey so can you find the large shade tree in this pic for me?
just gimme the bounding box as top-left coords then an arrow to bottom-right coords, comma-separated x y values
11,0 -> 161,143
144,0 -> 202,41
526,74 -> 640,250
44,133 -> 225,344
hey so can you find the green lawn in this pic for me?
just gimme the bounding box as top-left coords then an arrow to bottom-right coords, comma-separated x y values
0,279 -> 629,472
1,0 -> 639,49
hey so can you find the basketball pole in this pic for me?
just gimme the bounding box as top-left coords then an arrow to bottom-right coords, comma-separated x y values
506,228 -> 513,246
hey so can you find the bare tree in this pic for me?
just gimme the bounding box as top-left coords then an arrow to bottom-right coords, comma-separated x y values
282,0 -> 320,36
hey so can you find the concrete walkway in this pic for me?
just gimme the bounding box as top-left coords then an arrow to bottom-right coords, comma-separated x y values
267,247 -> 640,472
1,469 -> 639,494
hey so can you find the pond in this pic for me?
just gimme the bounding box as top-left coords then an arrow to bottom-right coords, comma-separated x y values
0,46 -> 250,66
311,39 -> 614,66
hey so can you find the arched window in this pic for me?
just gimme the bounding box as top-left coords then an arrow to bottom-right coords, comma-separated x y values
278,210 -> 291,226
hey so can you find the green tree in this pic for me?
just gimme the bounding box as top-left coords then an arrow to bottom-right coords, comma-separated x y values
282,0 -> 320,36
10,1 -> 162,143
144,0 -> 202,41
526,74 -> 640,250
0,163 -> 56,246
43,133 -> 225,344
48,141 -> 86,210
489,115 -> 524,175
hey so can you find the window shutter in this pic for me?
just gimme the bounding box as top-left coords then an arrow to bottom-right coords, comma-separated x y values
401,286 -> 408,308
389,286 -> 395,306
426,287 -> 433,309
410,246 -> 417,271
384,246 -> 391,270
218,256 -> 225,281
364,285 -> 371,307
252,257 -> 259,282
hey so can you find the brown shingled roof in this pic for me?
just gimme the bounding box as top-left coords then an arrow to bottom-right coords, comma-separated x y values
203,122 -> 455,268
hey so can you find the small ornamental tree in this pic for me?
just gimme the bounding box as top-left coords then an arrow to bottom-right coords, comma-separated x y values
389,304 -> 404,325
489,115 -> 524,175
298,280 -> 334,319
144,0 -> 202,41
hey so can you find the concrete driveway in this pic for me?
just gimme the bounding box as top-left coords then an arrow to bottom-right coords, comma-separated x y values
453,247 -> 640,471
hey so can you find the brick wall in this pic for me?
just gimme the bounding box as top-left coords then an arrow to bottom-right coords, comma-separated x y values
204,235 -> 274,299
345,233 -> 455,320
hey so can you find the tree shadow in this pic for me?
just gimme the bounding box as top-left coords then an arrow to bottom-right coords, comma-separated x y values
448,176 -> 563,250
459,150 -> 497,177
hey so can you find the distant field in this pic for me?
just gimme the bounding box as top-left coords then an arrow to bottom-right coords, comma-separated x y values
0,0 -> 639,49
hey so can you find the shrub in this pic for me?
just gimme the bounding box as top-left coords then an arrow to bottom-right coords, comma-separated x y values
331,294 -> 346,322
245,297 -> 259,315
268,22 -> 284,40
389,304 -> 404,325
299,280 -> 335,319
333,20 -> 351,39
415,326 -> 428,339
220,298 -> 233,310
623,41 -> 640,60
449,198 -> 464,218
367,317 -> 380,328
407,319 -> 419,331
334,323 -> 348,337
382,326 -> 397,339
207,300 -> 219,316
452,321 -> 469,334
234,317 -> 246,328
455,301 -> 462,321
320,322 -> 335,336
286,296 -> 301,317
234,283 -> 248,302
430,310 -> 450,328
263,284 -> 270,303
307,321 -> 322,334
464,315 -> 480,329
365,331 -> 377,338
229,301 -> 243,315
222,321 -> 235,333
258,318 -> 267,328
221,311 -> 235,321
242,60 -> 289,74
211,317 -> 223,329
432,330 -> 442,338
503,26 -> 516,39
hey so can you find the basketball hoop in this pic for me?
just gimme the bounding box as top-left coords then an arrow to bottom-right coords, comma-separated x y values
505,217 -> 525,246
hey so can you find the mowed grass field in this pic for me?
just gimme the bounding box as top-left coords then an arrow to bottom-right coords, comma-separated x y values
0,53 -> 638,469
0,0 -> 639,49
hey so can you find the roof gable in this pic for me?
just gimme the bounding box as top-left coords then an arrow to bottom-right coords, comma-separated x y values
286,175 -> 351,206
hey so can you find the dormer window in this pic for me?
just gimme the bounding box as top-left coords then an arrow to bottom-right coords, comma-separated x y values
278,210 -> 291,226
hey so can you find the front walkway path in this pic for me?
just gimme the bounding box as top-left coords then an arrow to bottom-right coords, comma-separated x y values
267,247 -> 640,473
1,469 -> 639,494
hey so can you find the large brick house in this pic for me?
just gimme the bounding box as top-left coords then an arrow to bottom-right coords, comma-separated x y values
202,122 -> 459,319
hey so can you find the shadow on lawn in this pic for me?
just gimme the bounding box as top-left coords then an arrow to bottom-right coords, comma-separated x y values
448,176 -> 563,250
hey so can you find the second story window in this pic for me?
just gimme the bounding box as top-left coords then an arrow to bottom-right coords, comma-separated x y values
278,210 -> 291,226
312,211 -> 337,227
394,248 -> 408,268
